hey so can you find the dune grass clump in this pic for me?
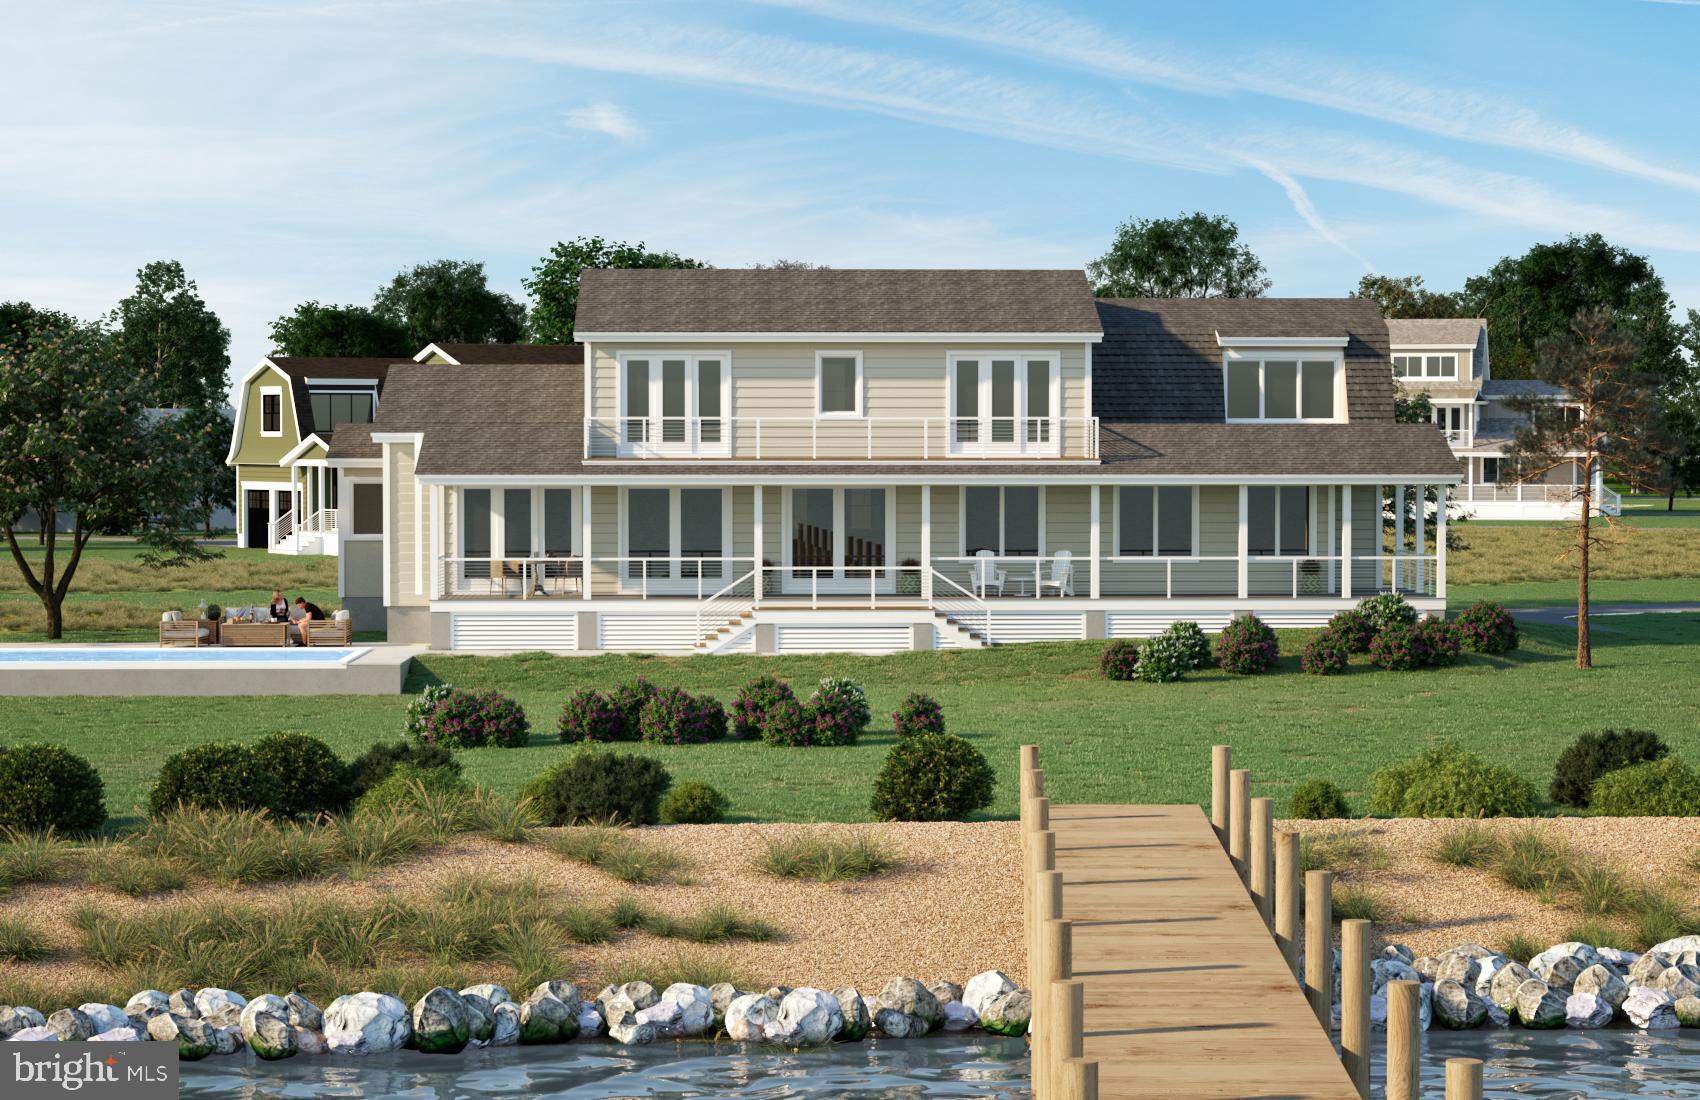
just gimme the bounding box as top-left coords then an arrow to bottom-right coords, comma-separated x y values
601,948 -> 750,993
1498,932 -> 1542,964
755,834 -> 902,883
0,916 -> 51,963
81,841 -> 187,897
1431,821 -> 1503,869
550,825 -> 692,885
1331,886 -> 1392,923
1493,826 -> 1578,902
0,828 -> 74,886
1299,829 -> 1388,874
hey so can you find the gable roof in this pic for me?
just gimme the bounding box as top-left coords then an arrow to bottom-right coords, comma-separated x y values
1385,318 -> 1487,347
371,361 -> 584,477
1092,298 -> 1395,422
575,269 -> 1104,336
416,342 -> 584,365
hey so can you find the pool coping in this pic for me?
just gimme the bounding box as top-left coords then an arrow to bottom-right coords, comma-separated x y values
0,645 -> 373,671
0,644 -> 425,696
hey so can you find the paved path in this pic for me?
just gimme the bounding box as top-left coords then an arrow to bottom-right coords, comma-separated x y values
1052,803 -> 1357,1099
1509,602 -> 1700,625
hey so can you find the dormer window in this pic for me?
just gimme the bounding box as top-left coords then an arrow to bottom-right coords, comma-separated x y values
1224,357 -> 1340,422
1393,354 -> 1456,379
308,388 -> 376,431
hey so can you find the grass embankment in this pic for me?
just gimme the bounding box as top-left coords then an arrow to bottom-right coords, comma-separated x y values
5,614 -> 1699,827
0,541 -> 338,641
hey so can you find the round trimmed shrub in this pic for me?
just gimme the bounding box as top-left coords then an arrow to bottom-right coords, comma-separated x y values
353,764 -> 468,816
609,677 -> 660,740
1358,592 -> 1418,635
1415,618 -> 1462,667
346,740 -> 461,800
251,732 -> 352,818
1589,757 -> 1700,817
522,748 -> 673,826
731,675 -> 795,741
148,742 -> 282,817
870,733 -> 996,822
1368,743 -> 1536,818
1325,608 -> 1376,653
0,744 -> 106,835
1135,634 -> 1188,683
1301,630 -> 1351,675
758,696 -> 812,747
1550,729 -> 1670,808
422,688 -> 530,748
403,682 -> 456,744
660,780 -> 730,824
813,678 -> 871,733
801,692 -> 862,747
1454,600 -> 1518,655
1216,614 -> 1279,675
1099,639 -> 1141,681
1368,623 -> 1426,670
639,687 -> 728,745
558,689 -> 628,744
1288,780 -> 1351,820
892,693 -> 946,739
1162,621 -> 1213,671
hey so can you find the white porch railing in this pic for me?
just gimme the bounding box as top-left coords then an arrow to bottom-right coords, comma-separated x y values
268,508 -> 294,547
929,568 -> 992,644
304,507 -> 338,533
438,556 -> 584,599
583,416 -> 1099,461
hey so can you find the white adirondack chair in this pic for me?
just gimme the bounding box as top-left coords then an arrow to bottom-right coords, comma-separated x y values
1040,549 -> 1074,597
972,549 -> 1007,597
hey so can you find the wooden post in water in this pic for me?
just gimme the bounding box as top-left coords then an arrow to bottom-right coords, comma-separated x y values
1340,918 -> 1371,1099
1058,1059 -> 1098,1100
1210,744 -> 1231,848
1304,870 -> 1333,1029
1045,979 -> 1084,1099
1036,918 -> 1072,1096
1228,768 -> 1251,881
1249,797 -> 1273,926
1444,1058 -> 1483,1100
1385,981 -> 1422,1100
1274,831 -> 1301,977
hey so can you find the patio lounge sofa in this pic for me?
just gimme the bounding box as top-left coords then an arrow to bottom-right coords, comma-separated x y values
159,611 -> 217,647
301,610 -> 354,646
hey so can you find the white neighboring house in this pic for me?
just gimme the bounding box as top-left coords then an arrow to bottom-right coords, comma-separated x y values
1387,318 -> 1619,520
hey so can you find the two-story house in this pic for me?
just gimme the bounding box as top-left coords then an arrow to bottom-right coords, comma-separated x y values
1387,318 -> 1618,519
328,268 -> 1460,653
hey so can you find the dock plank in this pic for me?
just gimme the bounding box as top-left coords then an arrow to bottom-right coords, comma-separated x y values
1051,803 -> 1358,1099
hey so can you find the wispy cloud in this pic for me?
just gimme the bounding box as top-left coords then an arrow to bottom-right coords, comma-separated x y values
759,0 -> 1700,194
564,101 -> 644,142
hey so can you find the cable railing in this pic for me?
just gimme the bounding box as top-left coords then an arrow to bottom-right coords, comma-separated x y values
583,415 -> 1099,461
929,567 -> 992,644
437,556 -> 584,599
268,508 -> 294,547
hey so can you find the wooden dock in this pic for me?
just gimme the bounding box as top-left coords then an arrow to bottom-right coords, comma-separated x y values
1047,801 -> 1359,1099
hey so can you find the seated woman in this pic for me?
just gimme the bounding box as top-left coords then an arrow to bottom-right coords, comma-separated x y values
268,589 -> 290,622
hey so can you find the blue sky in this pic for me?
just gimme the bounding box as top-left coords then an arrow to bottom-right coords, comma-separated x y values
4,0 -> 1699,394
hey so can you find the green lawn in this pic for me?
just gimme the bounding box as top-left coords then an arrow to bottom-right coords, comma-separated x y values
6,614 -> 1697,828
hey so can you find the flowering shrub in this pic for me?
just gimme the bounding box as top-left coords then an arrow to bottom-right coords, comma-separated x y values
422,688 -> 530,748
609,677 -> 660,740
758,696 -> 811,747
557,689 -> 628,743
1135,634 -> 1189,683
638,686 -> 728,745
813,678 -> 871,732
1415,617 -> 1463,667
731,674 -> 796,741
403,683 -> 456,744
803,690 -> 863,746
1301,630 -> 1352,675
1454,601 -> 1518,655
892,693 -> 946,738
1162,621 -> 1213,671
1370,618 -> 1461,671
1358,592 -> 1418,635
1216,614 -> 1279,675
1099,639 -> 1141,681
1325,608 -> 1376,653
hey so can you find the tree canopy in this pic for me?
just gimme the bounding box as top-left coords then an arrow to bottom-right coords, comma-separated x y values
372,259 -> 526,348
1087,213 -> 1270,299
1350,274 -> 1461,319
269,301 -> 412,358
107,260 -> 231,408
523,236 -> 707,343
0,317 -> 216,638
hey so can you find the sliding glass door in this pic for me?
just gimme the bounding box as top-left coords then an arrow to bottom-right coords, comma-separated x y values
620,355 -> 728,456
785,487 -> 892,594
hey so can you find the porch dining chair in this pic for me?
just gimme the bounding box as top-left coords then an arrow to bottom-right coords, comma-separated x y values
1039,549 -> 1074,597
972,549 -> 1007,598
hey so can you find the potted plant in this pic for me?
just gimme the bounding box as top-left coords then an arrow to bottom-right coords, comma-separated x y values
1298,559 -> 1325,595
897,558 -> 922,597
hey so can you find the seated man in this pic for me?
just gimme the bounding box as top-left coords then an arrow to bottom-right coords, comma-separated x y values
293,596 -> 327,621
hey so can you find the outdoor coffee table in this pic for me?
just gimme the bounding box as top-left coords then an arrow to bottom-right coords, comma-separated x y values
219,622 -> 290,647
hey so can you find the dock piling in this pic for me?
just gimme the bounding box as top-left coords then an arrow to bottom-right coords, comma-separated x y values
1037,918 -> 1073,1097
1046,979 -> 1085,1098
1274,830 -> 1300,977
1444,1058 -> 1483,1100
1249,796 -> 1273,926
1058,1058 -> 1098,1100
1304,869 -> 1333,1029
1340,918 -> 1371,1099
1210,744 -> 1231,847
1228,768 -> 1251,881
1385,981 -> 1421,1100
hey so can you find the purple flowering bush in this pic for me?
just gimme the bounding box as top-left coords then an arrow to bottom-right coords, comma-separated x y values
1415,617 -> 1463,667
1370,617 -> 1462,670
557,688 -> 629,743
609,677 -> 659,740
1454,601 -> 1518,655
1301,630 -> 1351,675
758,696 -> 811,747
892,693 -> 946,739
1099,639 -> 1141,681
1325,608 -> 1376,654
421,688 -> 529,748
731,674 -> 796,741
1216,614 -> 1279,675
638,686 -> 728,745
803,691 -> 862,746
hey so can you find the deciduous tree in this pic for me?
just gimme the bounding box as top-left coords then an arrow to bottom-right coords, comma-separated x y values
373,259 -> 526,348
524,237 -> 707,344
1350,274 -> 1460,319
269,301 -> 412,358
108,260 -> 231,408
1501,307 -> 1670,669
1088,212 -> 1270,298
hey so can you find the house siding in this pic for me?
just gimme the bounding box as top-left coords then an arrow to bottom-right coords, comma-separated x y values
233,369 -> 299,466
384,443 -> 425,607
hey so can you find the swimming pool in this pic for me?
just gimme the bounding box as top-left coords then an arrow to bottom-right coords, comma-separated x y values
0,646 -> 370,668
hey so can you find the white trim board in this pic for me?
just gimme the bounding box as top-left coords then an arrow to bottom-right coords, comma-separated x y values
577,331 -> 1104,344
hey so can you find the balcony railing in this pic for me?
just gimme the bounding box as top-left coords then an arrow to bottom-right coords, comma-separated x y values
583,416 -> 1099,461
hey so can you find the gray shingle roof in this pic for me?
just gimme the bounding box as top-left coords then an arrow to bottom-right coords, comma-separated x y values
324,422 -> 379,462
576,269 -> 1103,335
1482,379 -> 1567,398
428,343 -> 584,365
1095,422 -> 1459,477
1385,318 -> 1487,347
1092,298 -> 1396,422
373,363 -> 585,477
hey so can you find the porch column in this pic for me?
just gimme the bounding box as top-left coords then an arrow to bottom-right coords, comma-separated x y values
1394,483 -> 1406,593
920,485 -> 933,601
1415,484 -> 1427,596
316,465 -> 325,525
581,484 -> 593,602
1237,485 -> 1249,600
753,485 -> 764,595
1340,485 -> 1353,599
430,484 -> 444,600
1088,484 -> 1101,599
1435,490 -> 1447,600
1326,486 -> 1337,593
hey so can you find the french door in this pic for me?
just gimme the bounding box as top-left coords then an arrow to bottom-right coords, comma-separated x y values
784,488 -> 894,595
949,353 -> 1059,455
620,487 -> 732,594
619,354 -> 729,457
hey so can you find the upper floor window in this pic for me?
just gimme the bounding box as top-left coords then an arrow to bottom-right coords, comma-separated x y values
816,352 -> 863,417
617,352 -> 730,455
309,389 -> 376,432
1224,358 -> 1339,421
259,387 -> 283,436
1393,354 -> 1456,379
950,352 -> 1060,454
